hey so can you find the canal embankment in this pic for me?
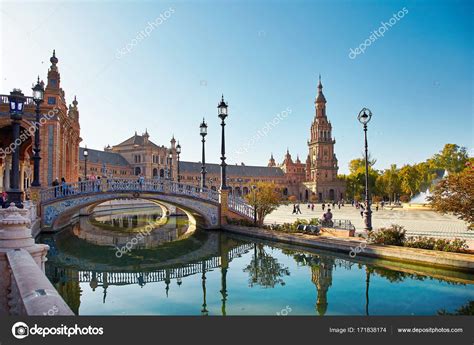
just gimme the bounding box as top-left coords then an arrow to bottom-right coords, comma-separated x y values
222,224 -> 474,272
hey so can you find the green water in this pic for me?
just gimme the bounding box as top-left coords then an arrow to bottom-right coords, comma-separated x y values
38,208 -> 474,316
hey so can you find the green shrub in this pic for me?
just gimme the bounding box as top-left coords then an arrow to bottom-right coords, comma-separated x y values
367,225 -> 406,246
404,236 -> 435,250
404,236 -> 467,253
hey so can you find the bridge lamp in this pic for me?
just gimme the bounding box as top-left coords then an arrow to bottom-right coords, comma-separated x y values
251,185 -> 258,225
31,77 -> 45,187
218,95 -> 228,189
8,88 -> 26,115
176,142 -> 181,183
168,148 -> 173,180
200,118 -> 207,190
357,107 -> 373,231
7,89 -> 26,207
83,146 -> 89,180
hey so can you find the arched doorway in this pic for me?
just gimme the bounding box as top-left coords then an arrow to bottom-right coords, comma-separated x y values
329,189 -> 335,201
305,190 -> 309,201
153,168 -> 158,177
159,169 -> 164,178
243,186 -> 249,195
135,167 -> 141,176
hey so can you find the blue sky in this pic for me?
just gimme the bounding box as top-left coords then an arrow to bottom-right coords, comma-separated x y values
1,0 -> 472,174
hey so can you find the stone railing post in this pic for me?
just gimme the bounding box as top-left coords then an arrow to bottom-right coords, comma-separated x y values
0,203 -> 49,315
219,188 -> 229,226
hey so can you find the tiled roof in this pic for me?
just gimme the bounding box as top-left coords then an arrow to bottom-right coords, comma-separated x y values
79,147 -> 130,167
180,161 -> 285,177
115,133 -> 161,149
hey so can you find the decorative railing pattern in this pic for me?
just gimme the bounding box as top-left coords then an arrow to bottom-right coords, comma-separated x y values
50,243 -> 254,287
40,179 -> 221,204
228,197 -> 254,218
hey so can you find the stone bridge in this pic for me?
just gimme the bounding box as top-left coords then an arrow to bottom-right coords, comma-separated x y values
38,178 -> 254,230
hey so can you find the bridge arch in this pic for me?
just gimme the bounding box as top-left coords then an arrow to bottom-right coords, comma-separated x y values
39,179 -> 254,231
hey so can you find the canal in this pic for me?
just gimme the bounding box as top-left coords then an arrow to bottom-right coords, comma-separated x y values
37,206 -> 474,316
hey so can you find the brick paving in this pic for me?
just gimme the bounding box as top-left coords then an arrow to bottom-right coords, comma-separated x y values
265,204 -> 473,243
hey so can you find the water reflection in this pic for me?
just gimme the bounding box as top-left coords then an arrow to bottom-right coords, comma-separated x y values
38,215 -> 474,316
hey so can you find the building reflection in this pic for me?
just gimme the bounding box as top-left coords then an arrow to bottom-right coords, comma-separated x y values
310,256 -> 335,316
44,233 -> 253,315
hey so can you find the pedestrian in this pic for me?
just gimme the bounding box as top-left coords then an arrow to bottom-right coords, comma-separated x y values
61,177 -> 67,196
360,204 -> 365,218
311,203 -> 314,211
338,201 -> 341,210
0,191 -> 7,208
292,204 -> 297,214
296,204 -> 302,214
376,203 -> 379,211
322,203 -> 325,211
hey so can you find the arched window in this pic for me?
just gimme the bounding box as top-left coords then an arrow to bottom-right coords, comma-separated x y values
153,168 -> 158,177
135,167 -> 141,176
159,169 -> 164,178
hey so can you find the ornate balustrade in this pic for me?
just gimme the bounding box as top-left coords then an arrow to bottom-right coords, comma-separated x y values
228,197 -> 254,218
40,179 -> 221,204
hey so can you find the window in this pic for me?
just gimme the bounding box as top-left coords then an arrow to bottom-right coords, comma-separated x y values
47,97 -> 56,105
50,79 -> 57,86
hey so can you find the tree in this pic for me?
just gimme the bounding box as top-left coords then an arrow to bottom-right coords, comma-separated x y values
245,182 -> 281,226
399,164 -> 420,197
429,144 -> 469,173
345,158 -> 379,201
243,243 -> 290,288
428,163 -> 474,229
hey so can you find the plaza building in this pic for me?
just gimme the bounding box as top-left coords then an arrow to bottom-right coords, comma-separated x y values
76,77 -> 346,201
0,50 -> 81,195
0,50 -> 344,202
269,77 -> 346,201
79,131 -> 289,197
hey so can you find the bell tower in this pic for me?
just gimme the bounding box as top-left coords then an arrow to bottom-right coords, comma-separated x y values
307,76 -> 339,183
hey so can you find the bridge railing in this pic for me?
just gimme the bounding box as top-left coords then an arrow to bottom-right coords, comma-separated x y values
228,197 -> 254,218
40,178 -> 221,204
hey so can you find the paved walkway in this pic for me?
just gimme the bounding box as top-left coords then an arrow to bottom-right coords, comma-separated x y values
265,204 -> 473,243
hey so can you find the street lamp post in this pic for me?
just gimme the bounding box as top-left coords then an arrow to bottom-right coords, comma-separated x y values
7,89 -> 26,207
168,149 -> 173,181
31,77 -> 44,187
200,118 -> 208,190
252,185 -> 258,225
176,142 -> 181,183
218,95 -> 228,190
358,108 -> 373,231
83,146 -> 89,180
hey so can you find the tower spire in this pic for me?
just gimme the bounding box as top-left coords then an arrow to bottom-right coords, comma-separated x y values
316,74 -> 326,103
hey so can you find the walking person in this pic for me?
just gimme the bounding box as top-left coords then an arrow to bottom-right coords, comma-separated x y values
311,203 -> 315,211
322,203 -> 325,211
296,204 -> 302,214
360,204 -> 365,218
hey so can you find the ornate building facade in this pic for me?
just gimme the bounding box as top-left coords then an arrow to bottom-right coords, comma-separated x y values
76,77 -> 345,202
269,77 -> 346,201
0,51 -> 81,196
